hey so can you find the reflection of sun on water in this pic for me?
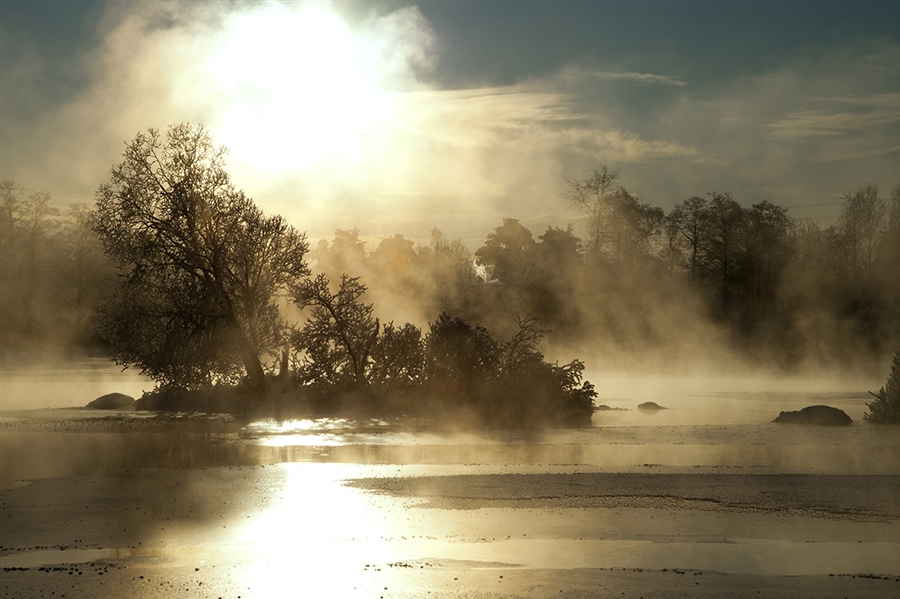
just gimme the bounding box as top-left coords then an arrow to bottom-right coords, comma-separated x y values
230,464 -> 415,596
207,3 -> 397,172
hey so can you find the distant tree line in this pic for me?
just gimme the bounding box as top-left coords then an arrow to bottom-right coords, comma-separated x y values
460,166 -> 900,369
1,180 -> 113,351
2,124 -> 897,389
303,167 -> 898,371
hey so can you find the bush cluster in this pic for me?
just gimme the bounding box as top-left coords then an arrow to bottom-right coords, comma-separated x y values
290,276 -> 596,428
865,351 -> 900,424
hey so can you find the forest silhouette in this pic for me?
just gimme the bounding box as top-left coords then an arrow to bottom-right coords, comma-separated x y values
1,124 -> 898,425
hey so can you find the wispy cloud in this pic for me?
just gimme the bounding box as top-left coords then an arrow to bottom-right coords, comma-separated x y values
555,67 -> 688,87
589,70 -> 689,86
765,93 -> 900,160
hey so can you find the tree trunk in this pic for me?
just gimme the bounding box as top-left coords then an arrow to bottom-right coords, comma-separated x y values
240,345 -> 267,398
278,344 -> 290,379
229,319 -> 266,399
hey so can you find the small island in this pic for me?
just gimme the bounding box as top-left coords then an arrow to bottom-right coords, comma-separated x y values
88,125 -> 596,429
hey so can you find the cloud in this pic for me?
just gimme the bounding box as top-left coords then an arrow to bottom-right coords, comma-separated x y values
0,1 -> 441,208
553,66 -> 688,88
267,77 -> 706,241
639,41 -> 900,211
765,93 -> 900,160
588,71 -> 689,87
0,0 -> 710,244
0,1 -> 897,246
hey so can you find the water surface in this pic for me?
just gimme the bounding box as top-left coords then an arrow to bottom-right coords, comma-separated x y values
1,366 -> 898,588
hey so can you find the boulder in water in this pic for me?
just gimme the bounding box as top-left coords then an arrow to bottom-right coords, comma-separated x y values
773,405 -> 852,426
637,401 -> 666,411
86,393 -> 136,410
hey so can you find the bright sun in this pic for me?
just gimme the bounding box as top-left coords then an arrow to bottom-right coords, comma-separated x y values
207,3 -> 396,172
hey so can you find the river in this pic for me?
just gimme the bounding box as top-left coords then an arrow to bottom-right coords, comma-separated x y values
1,362 -> 898,598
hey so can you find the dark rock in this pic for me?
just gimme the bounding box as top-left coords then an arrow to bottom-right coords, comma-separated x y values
594,404 -> 628,412
637,401 -> 666,411
86,393 -> 135,410
774,405 -> 852,426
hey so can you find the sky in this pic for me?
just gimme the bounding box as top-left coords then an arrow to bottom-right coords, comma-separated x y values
1,0 -> 898,246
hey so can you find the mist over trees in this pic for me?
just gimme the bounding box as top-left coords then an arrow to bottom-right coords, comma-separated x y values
1,180 -> 114,352
1,131 -> 897,386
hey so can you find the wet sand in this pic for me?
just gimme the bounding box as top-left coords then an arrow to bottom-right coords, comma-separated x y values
1,410 -> 899,598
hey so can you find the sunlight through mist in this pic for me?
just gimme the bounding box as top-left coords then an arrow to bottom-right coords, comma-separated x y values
208,3 -> 400,172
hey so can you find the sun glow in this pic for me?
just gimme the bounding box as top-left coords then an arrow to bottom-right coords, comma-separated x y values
207,4 -> 397,171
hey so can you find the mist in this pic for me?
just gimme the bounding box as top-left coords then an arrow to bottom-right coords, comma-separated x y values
2,3 -> 899,595
2,171 -> 898,391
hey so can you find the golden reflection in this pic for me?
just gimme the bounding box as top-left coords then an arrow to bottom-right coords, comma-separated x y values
257,433 -> 344,447
229,463 -> 421,596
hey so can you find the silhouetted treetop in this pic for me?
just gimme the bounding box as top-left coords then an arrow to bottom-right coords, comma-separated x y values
566,164 -> 663,267
91,123 -> 309,392
475,218 -> 535,284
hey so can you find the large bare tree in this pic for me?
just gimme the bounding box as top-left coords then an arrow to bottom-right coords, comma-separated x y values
92,124 -> 309,393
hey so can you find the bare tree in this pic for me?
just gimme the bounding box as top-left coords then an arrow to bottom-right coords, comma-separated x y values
0,180 -> 25,273
59,204 -> 116,344
839,184 -> 887,276
666,195 -> 709,280
291,273 -> 380,392
566,165 -> 662,266
566,164 -> 621,259
0,181 -> 62,339
744,200 -> 793,322
703,192 -> 745,308
92,123 -> 309,393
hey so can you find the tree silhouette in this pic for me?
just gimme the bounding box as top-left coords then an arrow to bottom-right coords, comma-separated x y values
368,321 -> 426,394
666,195 -> 709,280
291,273 -> 380,393
92,124 -> 309,393
0,181 -> 63,343
475,218 -> 535,284
744,200 -> 793,324
425,313 -> 500,402
839,184 -> 887,277
866,350 -> 900,424
566,165 -> 663,267
702,192 -> 745,311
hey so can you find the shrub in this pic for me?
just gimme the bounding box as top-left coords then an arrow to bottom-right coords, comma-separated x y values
865,350 -> 900,424
423,313 -> 596,427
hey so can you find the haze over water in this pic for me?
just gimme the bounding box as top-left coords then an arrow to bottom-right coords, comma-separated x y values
1,2 -> 898,596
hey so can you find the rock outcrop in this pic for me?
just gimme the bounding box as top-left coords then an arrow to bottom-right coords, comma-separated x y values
86,393 -> 136,410
773,405 -> 852,426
